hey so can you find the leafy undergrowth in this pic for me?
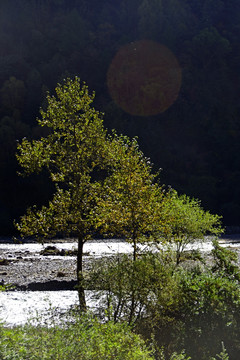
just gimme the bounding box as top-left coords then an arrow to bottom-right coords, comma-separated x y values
0,313 -> 230,360
0,314 -> 154,360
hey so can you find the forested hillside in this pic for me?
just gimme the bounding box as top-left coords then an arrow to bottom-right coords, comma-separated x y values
1,0 -> 240,233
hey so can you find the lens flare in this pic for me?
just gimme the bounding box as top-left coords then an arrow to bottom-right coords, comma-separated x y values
107,40 -> 182,116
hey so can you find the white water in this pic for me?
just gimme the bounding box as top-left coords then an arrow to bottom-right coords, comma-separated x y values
0,290 -> 105,327
0,238 -> 220,258
0,240 -> 134,258
0,290 -> 78,326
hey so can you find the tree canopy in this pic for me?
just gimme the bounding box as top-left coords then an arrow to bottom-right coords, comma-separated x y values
163,190 -> 223,264
16,77 -> 111,310
97,134 -> 171,260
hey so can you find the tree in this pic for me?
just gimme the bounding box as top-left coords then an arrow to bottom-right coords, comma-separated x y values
97,134 -> 170,262
15,77 -> 110,311
164,190 -> 223,264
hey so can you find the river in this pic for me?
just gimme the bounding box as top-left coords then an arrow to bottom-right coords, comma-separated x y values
0,237 -> 240,327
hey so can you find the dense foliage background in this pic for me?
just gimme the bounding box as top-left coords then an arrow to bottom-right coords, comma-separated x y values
1,0 -> 240,233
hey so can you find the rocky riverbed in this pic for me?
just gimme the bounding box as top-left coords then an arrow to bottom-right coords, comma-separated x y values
0,239 -> 133,291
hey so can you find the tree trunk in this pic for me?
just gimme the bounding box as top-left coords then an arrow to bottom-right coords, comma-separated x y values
77,236 -> 87,312
129,289 -> 136,325
130,238 -> 136,324
176,241 -> 182,265
133,235 -> 137,262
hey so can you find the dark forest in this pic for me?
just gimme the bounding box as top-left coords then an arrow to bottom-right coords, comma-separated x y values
1,0 -> 240,234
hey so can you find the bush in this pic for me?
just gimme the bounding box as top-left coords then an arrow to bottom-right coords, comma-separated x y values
0,315 -> 154,360
87,253 -> 178,324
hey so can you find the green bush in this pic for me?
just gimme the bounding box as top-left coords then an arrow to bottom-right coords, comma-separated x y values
0,315 -> 154,360
211,239 -> 240,280
87,253 -> 178,324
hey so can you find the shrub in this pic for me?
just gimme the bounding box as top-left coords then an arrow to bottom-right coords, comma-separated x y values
87,252 -> 178,325
0,315 -> 154,360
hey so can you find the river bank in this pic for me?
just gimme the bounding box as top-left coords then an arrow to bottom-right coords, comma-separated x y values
1,235 -> 240,291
